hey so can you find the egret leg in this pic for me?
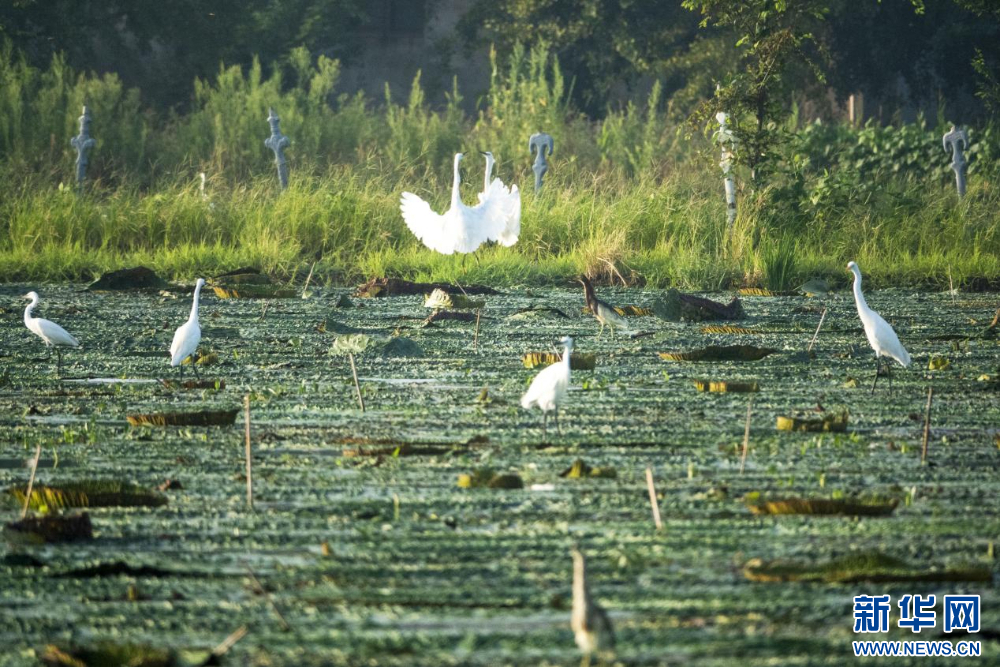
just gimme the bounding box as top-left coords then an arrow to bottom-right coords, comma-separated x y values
580,654 -> 591,667
554,409 -> 561,435
56,348 -> 63,377
193,360 -> 202,380
597,322 -> 605,341
542,412 -> 548,441
870,357 -> 881,395
887,361 -> 893,395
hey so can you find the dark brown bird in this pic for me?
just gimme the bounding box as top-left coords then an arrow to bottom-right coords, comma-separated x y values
578,276 -> 629,340
571,547 -> 615,665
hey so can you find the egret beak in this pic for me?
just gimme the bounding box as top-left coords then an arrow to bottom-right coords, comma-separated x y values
479,151 -> 487,156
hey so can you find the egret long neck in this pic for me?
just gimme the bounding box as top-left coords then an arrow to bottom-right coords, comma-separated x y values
23,297 -> 38,325
189,283 -> 203,321
572,552 -> 588,623
851,270 -> 869,315
483,156 -> 494,192
562,343 -> 573,369
451,157 -> 462,208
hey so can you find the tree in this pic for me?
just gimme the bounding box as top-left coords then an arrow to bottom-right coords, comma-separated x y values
459,0 -> 704,114
953,0 -> 1000,116
0,0 -> 370,108
823,0 -> 1000,122
682,0 -> 830,181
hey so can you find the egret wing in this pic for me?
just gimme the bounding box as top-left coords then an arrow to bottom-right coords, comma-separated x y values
37,318 -> 79,347
868,311 -> 911,366
473,179 -> 511,244
170,321 -> 200,366
400,192 -> 457,254
497,183 -> 521,247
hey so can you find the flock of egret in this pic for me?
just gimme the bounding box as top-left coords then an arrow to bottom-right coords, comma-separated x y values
19,260 -> 911,413
16,254 -> 912,663
14,151 -> 910,661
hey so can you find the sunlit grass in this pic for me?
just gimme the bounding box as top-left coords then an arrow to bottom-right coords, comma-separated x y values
2,161 -> 998,290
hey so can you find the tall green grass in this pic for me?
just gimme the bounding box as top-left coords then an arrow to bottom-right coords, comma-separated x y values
1,41 -> 999,289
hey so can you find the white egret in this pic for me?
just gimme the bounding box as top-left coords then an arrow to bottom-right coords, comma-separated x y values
521,335 -> 573,438
400,153 -> 506,257
847,261 -> 911,394
22,291 -> 79,376
571,546 -> 615,666
169,278 -> 206,378
579,276 -> 629,339
477,151 -> 521,247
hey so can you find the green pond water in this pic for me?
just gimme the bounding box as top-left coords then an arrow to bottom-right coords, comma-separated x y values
0,283 -> 997,666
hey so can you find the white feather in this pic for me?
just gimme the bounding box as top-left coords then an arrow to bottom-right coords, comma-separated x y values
400,153 -> 506,255
848,261 -> 911,367
521,337 -> 573,413
23,291 -> 79,348
170,278 -> 206,366
477,152 -> 521,247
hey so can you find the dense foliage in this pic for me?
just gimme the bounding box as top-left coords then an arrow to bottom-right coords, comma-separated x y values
0,42 -> 998,289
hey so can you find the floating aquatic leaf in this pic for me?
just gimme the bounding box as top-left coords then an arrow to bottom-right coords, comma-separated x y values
423,310 -> 477,326
797,278 -> 830,296
522,352 -> 596,370
659,345 -> 777,362
212,285 -> 296,299
40,643 -> 176,667
700,325 -> 761,334
126,409 -> 239,427
179,351 -> 218,367
323,317 -> 365,334
8,481 -> 167,513
6,513 -> 93,545
745,495 -> 897,516
380,337 -> 423,358
331,334 -> 373,356
738,288 -> 796,297
558,459 -> 617,479
88,267 -> 168,292
160,379 -> 224,390
776,411 -> 849,432
355,277 -> 498,298
508,306 -> 569,320
692,379 -> 759,393
613,305 -> 652,317
213,267 -> 271,284
653,289 -> 745,322
457,469 -> 524,489
423,288 -> 485,310
743,551 -> 991,584
929,356 -> 952,371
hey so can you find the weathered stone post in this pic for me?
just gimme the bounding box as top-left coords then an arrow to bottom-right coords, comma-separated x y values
715,112 -> 737,228
264,108 -> 291,190
529,132 -> 554,193
70,106 -> 95,189
942,125 -> 969,197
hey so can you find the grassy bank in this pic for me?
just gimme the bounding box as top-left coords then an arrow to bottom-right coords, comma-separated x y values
2,162 -> 998,290
2,42 -> 1000,290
